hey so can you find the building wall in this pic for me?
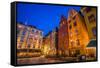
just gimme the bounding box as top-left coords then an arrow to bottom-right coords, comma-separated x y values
67,9 -> 89,56
58,16 -> 69,56
50,30 -> 57,55
81,7 -> 97,58
81,7 -> 96,40
43,30 -> 57,55
86,47 -> 96,58
17,23 -> 43,50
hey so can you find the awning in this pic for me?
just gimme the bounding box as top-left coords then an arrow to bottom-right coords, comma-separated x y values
87,39 -> 97,47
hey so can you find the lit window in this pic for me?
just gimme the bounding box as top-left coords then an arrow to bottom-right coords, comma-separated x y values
63,21 -> 64,24
76,39 -> 80,46
71,41 -> 74,46
75,29 -> 79,35
88,14 -> 95,23
70,32 -> 72,37
92,27 -> 96,36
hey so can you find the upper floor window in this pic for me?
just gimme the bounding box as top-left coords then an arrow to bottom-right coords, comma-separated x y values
74,21 -> 77,27
76,39 -> 80,46
92,27 -> 96,36
69,25 -> 72,29
85,8 -> 91,13
63,21 -> 65,24
71,41 -> 74,46
32,29 -> 35,33
22,30 -> 26,35
75,29 -> 79,35
88,14 -> 95,23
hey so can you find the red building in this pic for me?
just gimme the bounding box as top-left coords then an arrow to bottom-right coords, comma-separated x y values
58,16 -> 69,56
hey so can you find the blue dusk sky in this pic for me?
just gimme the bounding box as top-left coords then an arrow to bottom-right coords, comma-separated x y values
16,3 -> 81,36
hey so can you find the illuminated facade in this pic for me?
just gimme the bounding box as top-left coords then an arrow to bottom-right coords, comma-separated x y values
58,16 -> 69,56
81,7 -> 97,58
17,23 -> 43,50
67,9 -> 89,56
49,30 -> 57,55
42,34 -> 51,55
42,30 -> 57,56
81,7 -> 96,40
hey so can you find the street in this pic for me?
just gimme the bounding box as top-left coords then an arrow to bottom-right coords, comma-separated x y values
17,55 -> 82,65
17,56 -> 65,65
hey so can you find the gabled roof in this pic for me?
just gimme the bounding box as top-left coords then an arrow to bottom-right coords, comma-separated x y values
68,8 -> 78,19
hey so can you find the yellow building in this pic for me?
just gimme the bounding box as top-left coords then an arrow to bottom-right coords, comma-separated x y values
42,30 -> 57,56
81,7 -> 96,40
42,34 -> 51,55
81,7 -> 97,59
67,9 -> 89,56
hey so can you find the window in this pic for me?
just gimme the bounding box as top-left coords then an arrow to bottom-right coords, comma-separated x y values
75,29 -> 79,35
36,30 -> 39,34
33,45 -> 35,48
88,14 -> 95,23
69,25 -> 72,29
63,21 -> 64,24
74,21 -> 77,26
71,41 -> 74,46
73,16 -> 76,20
76,39 -> 80,46
60,23 -> 62,27
40,32 -> 42,35
20,35 -> 24,42
85,8 -> 91,13
22,30 -> 26,35
32,29 -> 35,33
92,27 -> 96,36
69,32 -> 72,37
69,20 -> 71,23
62,32 -> 66,37
28,44 -> 30,48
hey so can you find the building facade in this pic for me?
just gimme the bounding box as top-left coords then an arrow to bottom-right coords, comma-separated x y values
42,29 -> 57,56
42,34 -> 51,55
81,7 -> 97,58
81,7 -> 96,40
67,9 -> 89,56
58,16 -> 69,56
17,23 -> 43,50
